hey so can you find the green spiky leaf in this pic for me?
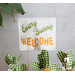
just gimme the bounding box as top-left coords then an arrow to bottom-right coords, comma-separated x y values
21,63 -> 28,71
16,66 -> 21,71
4,54 -> 16,65
30,61 -> 40,70
57,51 -> 67,68
14,54 -> 22,65
8,64 -> 21,71
14,54 -> 22,66
66,51 -> 73,71
30,50 -> 49,70
4,55 -> 12,65
72,61 -> 75,68
37,50 -> 49,69
50,63 -> 62,71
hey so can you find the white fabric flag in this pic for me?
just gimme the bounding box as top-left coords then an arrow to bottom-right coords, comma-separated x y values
18,18 -> 56,51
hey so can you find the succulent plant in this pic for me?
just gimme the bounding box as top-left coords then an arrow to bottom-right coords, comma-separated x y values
4,54 -> 28,71
30,50 -> 49,70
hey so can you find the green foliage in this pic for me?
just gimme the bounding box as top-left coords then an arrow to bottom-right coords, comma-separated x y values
0,12 -> 3,27
8,3 -> 25,15
50,63 -> 62,71
4,54 -> 28,71
30,50 -> 49,70
0,3 -> 14,18
0,3 -> 25,27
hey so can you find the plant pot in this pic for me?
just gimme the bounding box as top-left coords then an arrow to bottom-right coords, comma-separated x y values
43,68 -> 50,71
65,70 -> 74,71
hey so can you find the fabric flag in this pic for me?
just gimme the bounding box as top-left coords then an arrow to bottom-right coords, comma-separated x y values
18,18 -> 56,51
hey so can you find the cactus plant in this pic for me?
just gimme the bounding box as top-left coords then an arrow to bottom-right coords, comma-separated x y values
57,51 -> 67,68
4,54 -> 28,71
50,63 -> 62,71
4,54 -> 16,65
30,50 -> 62,71
30,50 -> 49,70
57,51 -> 75,71
66,51 -> 73,71
20,63 -> 28,71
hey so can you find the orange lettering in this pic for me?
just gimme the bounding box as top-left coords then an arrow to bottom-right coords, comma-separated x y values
27,38 -> 31,46
35,38 -> 39,46
39,37 -> 43,45
32,39 -> 36,47
49,37 -> 54,45
44,38 -> 49,46
21,38 -> 26,45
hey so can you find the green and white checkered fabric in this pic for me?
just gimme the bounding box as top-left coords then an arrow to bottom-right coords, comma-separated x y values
30,61 -> 40,70
57,51 -> 67,68
4,54 -> 16,65
50,63 -> 62,71
20,63 -> 28,71
8,64 -> 21,71
4,54 -> 28,71
72,61 -> 75,68
66,51 -> 73,70
30,50 -> 49,70
37,50 -> 49,69
57,50 -> 75,70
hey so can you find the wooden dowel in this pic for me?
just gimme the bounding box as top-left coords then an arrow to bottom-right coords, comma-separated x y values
28,50 -> 30,71
49,61 -> 51,68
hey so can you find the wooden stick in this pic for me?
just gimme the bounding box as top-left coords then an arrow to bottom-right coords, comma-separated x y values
28,50 -> 30,71
49,61 -> 51,68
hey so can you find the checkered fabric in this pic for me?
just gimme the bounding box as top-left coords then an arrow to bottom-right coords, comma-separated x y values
72,61 -> 75,68
8,64 -> 21,71
7,54 -> 22,71
16,66 -> 21,71
4,54 -> 16,65
57,51 -> 67,68
50,63 -> 62,71
30,50 -> 49,70
30,61 -> 40,70
14,54 -> 22,65
8,63 -> 28,71
37,50 -> 49,69
20,63 -> 28,71
4,54 -> 28,71
66,51 -> 73,70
